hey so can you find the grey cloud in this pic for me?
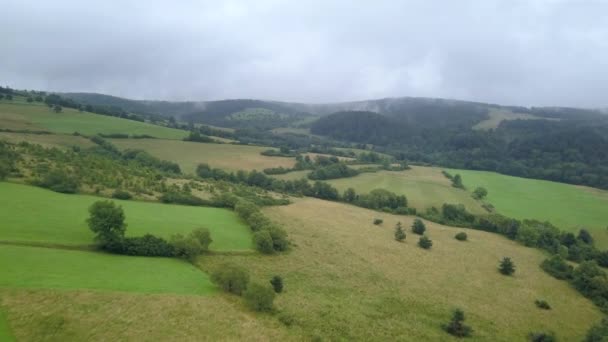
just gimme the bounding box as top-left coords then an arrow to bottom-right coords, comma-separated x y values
1,0 -> 607,107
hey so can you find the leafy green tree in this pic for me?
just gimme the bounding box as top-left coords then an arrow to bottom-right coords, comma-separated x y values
412,218 -> 426,235
234,200 -> 259,220
190,227 -> 213,251
270,275 -> 283,293
87,201 -> 126,251
394,222 -> 406,242
455,232 -> 468,241
418,235 -> 433,249
243,282 -> 275,311
53,104 -> 62,113
499,257 -> 515,275
452,174 -> 464,189
253,230 -> 274,254
472,187 -> 488,200
267,225 -> 289,251
578,229 -> 594,245
170,234 -> 203,261
541,255 -> 574,280
443,309 -> 473,337
247,212 -> 272,231
343,187 -> 357,202
211,263 -> 250,295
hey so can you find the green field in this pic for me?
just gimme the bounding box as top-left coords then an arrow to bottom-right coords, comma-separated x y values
0,182 -> 252,251
0,245 -> 214,295
452,169 -> 608,247
325,166 -> 486,214
110,138 -> 296,173
0,101 -> 187,139
0,307 -> 13,342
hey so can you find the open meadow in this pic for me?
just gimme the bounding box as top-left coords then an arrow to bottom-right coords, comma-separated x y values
0,182 -> 252,251
110,138 -> 296,173
452,169 -> 608,247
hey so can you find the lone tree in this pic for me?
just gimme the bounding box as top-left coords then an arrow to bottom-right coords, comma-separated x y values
270,275 -> 284,293
452,174 -> 464,189
418,235 -> 433,249
243,282 -> 275,312
53,104 -> 63,113
87,200 -> 126,252
412,218 -> 426,235
455,232 -> 468,241
578,229 -> 594,245
443,309 -> 473,338
499,257 -> 515,275
472,187 -> 488,200
394,222 -> 406,242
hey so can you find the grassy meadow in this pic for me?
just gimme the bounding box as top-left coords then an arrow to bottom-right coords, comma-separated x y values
0,132 -> 96,149
0,182 -> 253,251
196,198 -> 602,341
0,245 -> 214,295
0,308 -> 13,342
327,166 -> 486,214
0,100 -> 187,139
110,138 -> 296,173
452,169 -> 608,247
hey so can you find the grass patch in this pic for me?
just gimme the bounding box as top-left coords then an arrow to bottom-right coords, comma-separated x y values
110,138 -> 296,173
0,307 -> 14,342
0,132 -> 95,149
0,182 -> 252,251
472,108 -> 551,130
0,101 -> 186,139
0,245 -> 214,295
452,168 -> 608,248
198,198 -> 602,340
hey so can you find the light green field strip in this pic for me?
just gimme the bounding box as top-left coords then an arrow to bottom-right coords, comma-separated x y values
0,182 -> 253,251
0,245 -> 215,295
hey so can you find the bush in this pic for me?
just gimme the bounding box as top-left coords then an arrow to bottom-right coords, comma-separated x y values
541,255 -> 574,280
528,332 -> 556,342
373,218 -> 383,225
455,232 -> 468,241
499,257 -> 515,276
418,235 -> 432,249
123,234 -> 173,257
412,218 -> 426,235
111,189 -> 132,200
87,200 -> 126,252
37,169 -> 79,194
190,227 -> 213,251
253,230 -> 275,254
243,282 -> 275,311
159,191 -> 206,206
443,309 -> 472,338
267,225 -> 289,252
278,312 -> 296,326
534,299 -> 551,310
170,234 -> 203,261
211,263 -> 250,295
394,222 -> 406,242
585,318 -> 608,341
270,275 -> 284,293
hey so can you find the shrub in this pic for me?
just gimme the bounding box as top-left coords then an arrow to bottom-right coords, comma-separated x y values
585,318 -> 608,341
455,232 -> 468,241
499,257 -> 515,275
234,200 -> 259,221
87,200 -> 126,252
528,331 -> 556,342
394,222 -> 406,242
37,169 -> 79,194
411,218 -> 426,235
472,187 -> 488,200
247,212 -> 272,231
243,282 -> 276,311
534,299 -> 551,310
111,189 -> 132,200
211,263 -> 250,295
159,192 -> 206,206
442,309 -> 472,338
267,225 -> 289,252
270,275 -> 284,293
190,227 -> 213,251
170,234 -> 203,261
418,235 -> 433,249
253,230 -> 275,254
373,218 -> 383,225
579,229 -> 594,245
541,255 -> 574,280
123,234 -> 173,257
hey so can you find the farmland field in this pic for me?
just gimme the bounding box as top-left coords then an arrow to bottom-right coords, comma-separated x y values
326,166 -> 486,214
0,132 -> 95,149
0,308 -> 13,342
452,169 -> 608,247
198,198 -> 602,341
110,138 -> 296,173
0,245 -> 214,295
0,182 -> 252,251
0,101 -> 187,139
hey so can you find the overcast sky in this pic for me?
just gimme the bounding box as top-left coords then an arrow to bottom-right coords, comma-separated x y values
1,0 -> 607,107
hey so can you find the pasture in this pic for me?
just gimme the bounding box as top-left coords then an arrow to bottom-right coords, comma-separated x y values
110,138 -> 296,173
0,132 -> 95,149
0,182 -> 253,251
0,245 -> 214,295
452,169 -> 608,247
197,198 -> 602,340
0,101 -> 187,139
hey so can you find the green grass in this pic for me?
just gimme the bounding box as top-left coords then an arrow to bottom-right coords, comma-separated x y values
110,138 -> 296,173
325,166 -> 486,214
0,101 -> 187,139
0,245 -> 214,295
453,168 -> 608,247
0,182 -> 252,251
0,307 -> 14,342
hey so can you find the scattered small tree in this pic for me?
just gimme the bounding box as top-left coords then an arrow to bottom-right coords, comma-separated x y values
270,275 -> 283,293
578,229 -> 594,245
373,218 -> 383,225
418,235 -> 433,249
394,222 -> 406,242
455,232 -> 468,241
472,187 -> 488,200
211,263 -> 250,295
411,218 -> 426,235
443,309 -> 472,338
253,230 -> 275,254
499,257 -> 515,276
170,234 -> 203,261
452,174 -> 464,189
86,200 -> 126,252
243,282 -> 275,311
534,299 -> 551,310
